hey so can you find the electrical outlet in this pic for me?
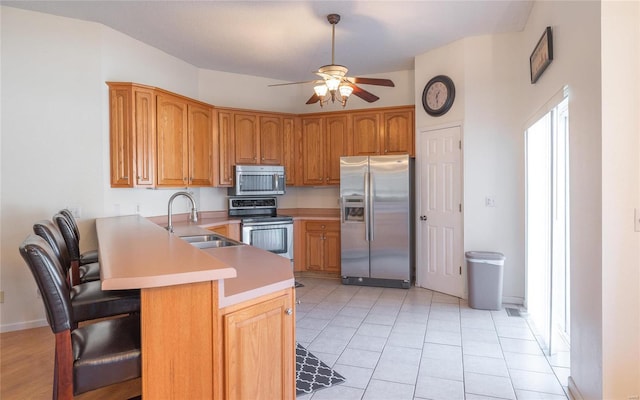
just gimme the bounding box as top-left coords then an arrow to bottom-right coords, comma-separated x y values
485,196 -> 496,207
0,290 -> 4,303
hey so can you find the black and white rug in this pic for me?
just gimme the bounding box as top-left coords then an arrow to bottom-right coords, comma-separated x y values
296,343 -> 345,395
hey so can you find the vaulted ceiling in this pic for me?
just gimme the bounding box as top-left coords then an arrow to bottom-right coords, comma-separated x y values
4,1 -> 533,83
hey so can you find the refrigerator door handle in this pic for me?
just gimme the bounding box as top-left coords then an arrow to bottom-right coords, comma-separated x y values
369,171 -> 374,241
364,171 -> 370,242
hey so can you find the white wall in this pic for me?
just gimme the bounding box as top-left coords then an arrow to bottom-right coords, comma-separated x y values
601,1 -> 640,398
414,32 -> 526,303
521,2 -> 604,399
414,1 -> 640,398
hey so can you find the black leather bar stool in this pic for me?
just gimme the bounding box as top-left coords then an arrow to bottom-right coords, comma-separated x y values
54,212 -> 100,285
32,220 -> 140,325
19,235 -> 141,399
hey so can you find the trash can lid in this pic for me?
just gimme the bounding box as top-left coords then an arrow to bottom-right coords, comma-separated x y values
465,251 -> 506,261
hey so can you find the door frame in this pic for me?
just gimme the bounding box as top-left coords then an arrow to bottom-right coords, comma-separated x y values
415,122 -> 465,297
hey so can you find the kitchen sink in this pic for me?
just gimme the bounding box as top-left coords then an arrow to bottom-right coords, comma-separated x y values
179,234 -> 242,249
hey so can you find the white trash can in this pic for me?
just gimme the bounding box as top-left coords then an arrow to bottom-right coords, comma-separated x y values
465,251 -> 506,310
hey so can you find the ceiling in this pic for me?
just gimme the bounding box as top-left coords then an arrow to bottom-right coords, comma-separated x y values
3,1 -> 533,83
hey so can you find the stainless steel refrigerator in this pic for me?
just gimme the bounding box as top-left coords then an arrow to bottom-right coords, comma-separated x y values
340,155 -> 414,288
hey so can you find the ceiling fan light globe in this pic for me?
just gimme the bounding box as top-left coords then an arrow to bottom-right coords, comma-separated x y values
314,84 -> 328,97
339,85 -> 354,98
326,78 -> 340,91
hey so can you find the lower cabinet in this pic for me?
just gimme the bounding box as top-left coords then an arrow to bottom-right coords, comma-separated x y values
207,223 -> 241,241
302,220 -> 340,274
222,290 -> 295,399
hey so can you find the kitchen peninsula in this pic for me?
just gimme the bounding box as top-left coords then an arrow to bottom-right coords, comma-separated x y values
96,215 -> 295,399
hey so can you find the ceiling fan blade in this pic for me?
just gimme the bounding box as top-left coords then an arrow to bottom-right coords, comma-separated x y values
348,77 -> 395,87
269,80 -> 318,87
348,83 -> 380,103
306,93 -> 320,104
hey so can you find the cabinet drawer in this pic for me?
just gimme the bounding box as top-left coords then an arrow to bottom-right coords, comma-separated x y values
306,221 -> 339,231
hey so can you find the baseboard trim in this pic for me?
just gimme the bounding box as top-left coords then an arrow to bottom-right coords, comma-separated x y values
1,318 -> 47,333
503,296 -> 524,305
568,376 -> 583,400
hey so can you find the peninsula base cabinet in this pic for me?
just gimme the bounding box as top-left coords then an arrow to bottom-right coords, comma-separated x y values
222,291 -> 295,400
141,281 -> 295,399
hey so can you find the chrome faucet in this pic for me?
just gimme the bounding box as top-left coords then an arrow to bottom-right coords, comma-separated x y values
166,191 -> 198,233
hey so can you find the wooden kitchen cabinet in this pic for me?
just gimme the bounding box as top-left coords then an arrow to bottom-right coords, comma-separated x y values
108,82 -> 155,187
303,220 -> 340,274
234,113 -> 285,166
222,290 -> 295,399
383,108 -> 414,155
259,115 -> 284,165
350,106 -> 414,156
234,113 -> 259,165
216,109 -> 235,186
156,93 -> 213,187
282,117 -> 297,185
216,108 -> 289,186
301,115 -> 348,186
351,112 -> 381,156
206,223 -> 241,241
108,83 -> 214,188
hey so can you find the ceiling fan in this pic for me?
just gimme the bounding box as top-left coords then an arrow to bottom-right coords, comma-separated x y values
269,13 -> 395,107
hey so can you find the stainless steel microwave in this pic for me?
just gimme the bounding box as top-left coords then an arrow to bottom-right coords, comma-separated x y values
228,165 -> 286,196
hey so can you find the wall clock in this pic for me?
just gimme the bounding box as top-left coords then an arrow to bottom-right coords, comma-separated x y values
422,75 -> 455,117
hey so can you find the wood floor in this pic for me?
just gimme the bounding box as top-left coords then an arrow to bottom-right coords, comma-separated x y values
1,325 -> 141,399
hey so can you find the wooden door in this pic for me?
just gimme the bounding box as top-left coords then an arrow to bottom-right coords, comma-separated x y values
282,117 -> 296,185
324,225 -> 341,273
383,109 -> 414,156
325,115 -> 348,185
352,112 -> 380,156
259,115 -> 283,165
224,294 -> 294,400
217,110 -> 235,186
304,227 -> 324,271
188,103 -> 213,186
133,87 -> 156,186
301,117 -> 324,185
156,93 -> 188,187
108,86 -> 133,187
234,113 -> 258,165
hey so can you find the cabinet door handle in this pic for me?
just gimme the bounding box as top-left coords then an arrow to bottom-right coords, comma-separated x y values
284,308 -> 293,315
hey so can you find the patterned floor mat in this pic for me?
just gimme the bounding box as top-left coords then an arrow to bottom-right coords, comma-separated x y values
296,343 -> 345,395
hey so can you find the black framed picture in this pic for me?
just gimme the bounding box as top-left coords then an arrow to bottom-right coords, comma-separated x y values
530,26 -> 553,84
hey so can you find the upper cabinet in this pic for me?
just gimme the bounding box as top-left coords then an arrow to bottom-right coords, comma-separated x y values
215,108 -> 293,187
108,83 -> 156,188
382,108 -> 414,156
351,106 -> 414,156
300,115 -> 348,186
108,82 -> 214,188
108,82 -> 412,189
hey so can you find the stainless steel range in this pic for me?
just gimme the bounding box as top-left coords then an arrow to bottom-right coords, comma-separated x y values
228,197 -> 293,260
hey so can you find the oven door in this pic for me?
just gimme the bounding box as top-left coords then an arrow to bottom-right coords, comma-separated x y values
242,222 -> 293,259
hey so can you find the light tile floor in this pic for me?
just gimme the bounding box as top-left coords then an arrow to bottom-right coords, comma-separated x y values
294,277 -> 570,400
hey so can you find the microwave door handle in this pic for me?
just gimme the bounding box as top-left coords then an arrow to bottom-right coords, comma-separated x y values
273,173 -> 279,191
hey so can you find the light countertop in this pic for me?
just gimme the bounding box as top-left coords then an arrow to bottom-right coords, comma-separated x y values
96,215 -> 293,308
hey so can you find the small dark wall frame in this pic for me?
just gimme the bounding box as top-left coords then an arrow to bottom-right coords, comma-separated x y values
530,26 -> 553,84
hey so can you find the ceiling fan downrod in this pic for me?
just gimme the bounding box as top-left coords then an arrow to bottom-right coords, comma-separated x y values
327,14 -> 340,66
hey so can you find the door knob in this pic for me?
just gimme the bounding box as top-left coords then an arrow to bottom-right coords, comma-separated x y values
284,308 -> 293,315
